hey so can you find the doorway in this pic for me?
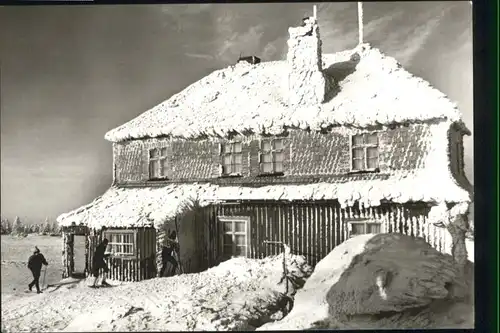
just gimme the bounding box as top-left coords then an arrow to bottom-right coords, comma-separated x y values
73,235 -> 86,277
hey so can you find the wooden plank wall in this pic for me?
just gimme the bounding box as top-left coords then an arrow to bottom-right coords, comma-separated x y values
201,201 -> 449,268
86,228 -> 157,282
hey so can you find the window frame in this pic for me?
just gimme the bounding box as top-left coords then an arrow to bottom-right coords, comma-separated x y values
258,138 -> 285,176
103,229 -> 137,258
148,147 -> 169,180
349,132 -> 380,173
217,216 -> 250,259
220,141 -> 243,177
347,218 -> 383,238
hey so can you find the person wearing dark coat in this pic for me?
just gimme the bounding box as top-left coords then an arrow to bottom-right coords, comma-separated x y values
91,238 -> 111,287
27,246 -> 48,293
160,231 -> 179,277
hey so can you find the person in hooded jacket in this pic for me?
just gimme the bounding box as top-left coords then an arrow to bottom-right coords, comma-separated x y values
91,238 -> 111,287
27,246 -> 48,293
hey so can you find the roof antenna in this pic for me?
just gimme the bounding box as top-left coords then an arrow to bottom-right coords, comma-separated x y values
357,2 -> 364,45
313,4 -> 317,20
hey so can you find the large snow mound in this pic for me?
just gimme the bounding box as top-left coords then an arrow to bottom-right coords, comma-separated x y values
104,44 -> 464,142
1,253 -> 312,332
260,233 -> 473,330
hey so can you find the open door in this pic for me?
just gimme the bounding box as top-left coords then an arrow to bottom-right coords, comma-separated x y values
72,235 -> 86,278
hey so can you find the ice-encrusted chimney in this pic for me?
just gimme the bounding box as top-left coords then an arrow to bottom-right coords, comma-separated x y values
285,14 -> 327,107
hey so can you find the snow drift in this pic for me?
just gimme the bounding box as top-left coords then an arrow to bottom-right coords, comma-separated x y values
259,233 -> 474,330
1,252 -> 312,332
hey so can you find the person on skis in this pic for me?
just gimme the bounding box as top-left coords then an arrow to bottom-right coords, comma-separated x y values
160,230 -> 179,277
27,246 -> 48,293
91,238 -> 111,287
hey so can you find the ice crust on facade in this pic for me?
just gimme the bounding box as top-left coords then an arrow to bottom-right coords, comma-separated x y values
104,40 -> 467,143
59,118 -> 471,230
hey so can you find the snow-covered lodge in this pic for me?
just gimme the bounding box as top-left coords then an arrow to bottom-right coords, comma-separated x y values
57,15 -> 472,281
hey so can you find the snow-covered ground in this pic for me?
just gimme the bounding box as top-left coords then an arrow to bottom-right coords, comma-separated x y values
260,234 -> 474,330
258,234 -> 374,330
1,235 -> 66,295
1,242 -> 312,332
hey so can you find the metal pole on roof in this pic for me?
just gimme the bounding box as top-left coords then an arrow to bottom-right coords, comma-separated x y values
357,2 -> 364,45
313,4 -> 317,20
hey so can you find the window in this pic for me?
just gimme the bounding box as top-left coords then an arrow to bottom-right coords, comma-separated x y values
221,142 -> 242,176
104,232 -> 135,256
351,133 -> 379,171
347,219 -> 382,238
149,148 -> 168,179
259,138 -> 284,174
218,217 -> 249,259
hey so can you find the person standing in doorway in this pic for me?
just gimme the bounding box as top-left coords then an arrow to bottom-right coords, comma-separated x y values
27,246 -> 48,294
91,238 -> 111,287
160,230 -> 179,277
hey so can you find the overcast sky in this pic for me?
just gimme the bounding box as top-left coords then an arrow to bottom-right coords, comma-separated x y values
0,2 -> 473,223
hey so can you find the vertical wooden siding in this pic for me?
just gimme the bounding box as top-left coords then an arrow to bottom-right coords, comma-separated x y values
202,201 -> 452,268
86,228 -> 156,282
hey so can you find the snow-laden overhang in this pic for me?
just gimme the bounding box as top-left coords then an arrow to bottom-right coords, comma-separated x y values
104,45 -> 464,143
57,171 -> 470,231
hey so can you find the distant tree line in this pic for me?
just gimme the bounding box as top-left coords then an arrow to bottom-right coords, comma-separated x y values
0,216 -> 61,237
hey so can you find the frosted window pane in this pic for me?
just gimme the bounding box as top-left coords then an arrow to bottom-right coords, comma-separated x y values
367,224 -> 381,233
223,222 -> 233,232
262,163 -> 273,173
161,159 -> 168,176
233,164 -> 242,174
274,152 -> 284,162
234,222 -> 246,233
353,148 -> 364,158
150,160 -> 160,178
367,158 -> 379,169
273,139 -> 283,150
352,135 -> 364,146
367,147 -> 378,158
351,223 -> 365,235
262,153 -> 272,163
352,159 -> 364,170
262,141 -> 271,151
223,155 -> 232,165
160,148 -> 168,157
234,154 -> 242,164
367,133 -> 378,145
223,145 -> 231,154
274,162 -> 283,173
233,142 -> 242,153
235,235 -> 246,246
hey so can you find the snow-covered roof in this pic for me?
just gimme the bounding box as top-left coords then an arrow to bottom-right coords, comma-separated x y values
57,169 -> 470,230
104,44 -> 465,143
